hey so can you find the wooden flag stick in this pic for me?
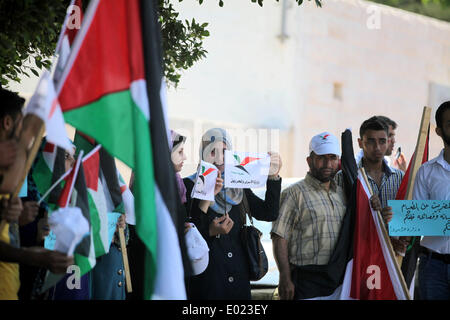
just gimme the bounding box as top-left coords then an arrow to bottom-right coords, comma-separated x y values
360,168 -> 411,300
396,106 -> 431,268
406,106 -> 432,200
118,226 -> 132,293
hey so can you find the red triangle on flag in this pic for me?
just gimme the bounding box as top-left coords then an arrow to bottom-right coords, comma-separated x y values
82,147 -> 99,192
350,179 -> 398,300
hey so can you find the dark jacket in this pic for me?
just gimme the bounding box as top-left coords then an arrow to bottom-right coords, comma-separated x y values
184,178 -> 281,300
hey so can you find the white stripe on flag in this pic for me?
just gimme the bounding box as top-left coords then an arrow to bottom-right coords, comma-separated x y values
131,79 -> 150,121
55,0 -> 100,94
151,185 -> 186,300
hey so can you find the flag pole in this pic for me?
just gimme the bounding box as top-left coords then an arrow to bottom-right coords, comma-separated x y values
396,106 -> 431,268
360,167 -> 411,300
37,168 -> 73,205
405,107 -> 431,200
118,226 -> 132,293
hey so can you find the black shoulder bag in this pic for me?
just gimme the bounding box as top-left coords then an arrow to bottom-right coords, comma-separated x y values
239,193 -> 268,281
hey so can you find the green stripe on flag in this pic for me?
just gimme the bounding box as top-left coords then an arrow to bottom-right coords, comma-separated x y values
33,156 -> 54,195
64,88 -> 158,296
87,192 -> 106,257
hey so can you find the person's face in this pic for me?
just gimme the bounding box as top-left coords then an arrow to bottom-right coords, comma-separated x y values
436,109 -> 450,147
1,113 -> 23,140
386,125 -> 396,156
203,141 -> 227,173
358,129 -> 388,163
64,150 -> 75,172
171,142 -> 187,173
13,113 -> 23,139
307,152 -> 339,183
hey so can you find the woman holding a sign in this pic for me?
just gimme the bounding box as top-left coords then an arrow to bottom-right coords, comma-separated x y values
183,128 -> 282,300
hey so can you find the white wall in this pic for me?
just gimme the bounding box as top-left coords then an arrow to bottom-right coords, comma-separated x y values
167,0 -> 450,176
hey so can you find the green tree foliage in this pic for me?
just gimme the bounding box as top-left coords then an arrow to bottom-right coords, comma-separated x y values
0,0 -> 69,86
370,0 -> 450,22
0,0 -> 321,88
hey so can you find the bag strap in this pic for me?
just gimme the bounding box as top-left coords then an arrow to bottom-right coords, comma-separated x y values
239,192 -> 254,226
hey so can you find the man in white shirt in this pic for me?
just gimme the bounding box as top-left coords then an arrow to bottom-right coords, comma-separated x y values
413,101 -> 450,300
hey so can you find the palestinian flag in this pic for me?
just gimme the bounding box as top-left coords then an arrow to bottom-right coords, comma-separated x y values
350,169 -> 410,300
73,132 -> 115,258
57,148 -> 98,276
291,130 -> 409,300
32,139 -> 68,208
117,169 -> 135,226
53,0 -> 84,84
57,0 -> 186,299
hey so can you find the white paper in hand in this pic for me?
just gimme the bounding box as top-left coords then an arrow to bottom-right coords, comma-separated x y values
191,161 -> 218,201
48,207 -> 89,256
224,151 -> 270,188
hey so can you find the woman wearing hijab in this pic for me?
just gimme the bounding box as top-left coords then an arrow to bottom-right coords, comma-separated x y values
170,130 -> 188,204
183,128 -> 282,300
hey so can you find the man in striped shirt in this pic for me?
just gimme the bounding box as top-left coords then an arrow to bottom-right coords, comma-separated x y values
337,116 -> 405,255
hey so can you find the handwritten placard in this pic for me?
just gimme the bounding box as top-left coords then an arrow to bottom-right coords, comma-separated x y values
388,200 -> 450,236
107,212 -> 122,246
44,230 -> 56,251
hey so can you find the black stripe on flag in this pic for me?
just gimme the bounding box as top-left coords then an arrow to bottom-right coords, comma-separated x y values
72,157 -> 92,258
48,146 -> 67,204
126,0 -> 191,300
99,147 -> 123,210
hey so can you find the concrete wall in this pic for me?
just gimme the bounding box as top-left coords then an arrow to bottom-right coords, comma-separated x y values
8,0 -> 450,180
167,0 -> 450,177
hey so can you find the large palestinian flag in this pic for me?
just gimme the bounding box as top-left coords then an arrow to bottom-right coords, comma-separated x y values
56,0 -> 186,299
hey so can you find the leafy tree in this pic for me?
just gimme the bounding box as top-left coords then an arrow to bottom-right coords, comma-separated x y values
0,0 -> 321,88
370,0 -> 450,22
0,0 -> 69,86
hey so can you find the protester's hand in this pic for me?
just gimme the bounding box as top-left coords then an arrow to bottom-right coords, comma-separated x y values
369,195 -> 382,212
208,214 -> 234,237
390,237 -> 408,257
36,212 -> 50,242
115,214 -> 126,232
1,197 -> 22,223
19,201 -> 39,226
27,247 -> 74,274
184,222 -> 193,234
0,140 -> 18,168
214,171 -> 224,196
381,206 -> 393,224
268,152 -> 282,179
278,274 -> 295,300
393,153 -> 407,172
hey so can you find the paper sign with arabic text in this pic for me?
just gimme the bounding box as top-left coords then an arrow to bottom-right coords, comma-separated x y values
224,150 -> 270,189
